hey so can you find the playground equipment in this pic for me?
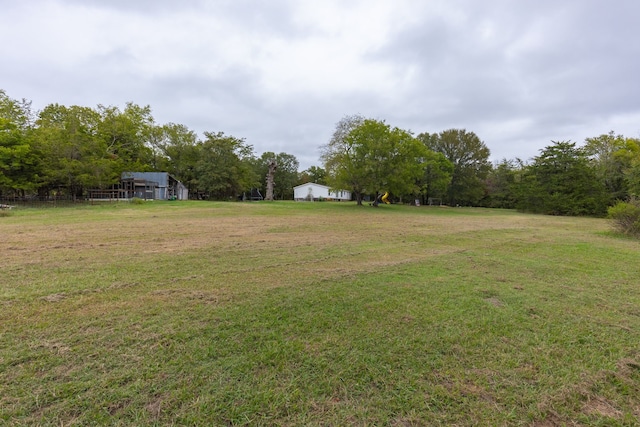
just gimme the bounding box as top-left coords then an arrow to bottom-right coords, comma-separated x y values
371,191 -> 391,206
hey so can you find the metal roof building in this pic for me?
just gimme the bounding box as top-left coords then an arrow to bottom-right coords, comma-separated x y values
121,172 -> 189,200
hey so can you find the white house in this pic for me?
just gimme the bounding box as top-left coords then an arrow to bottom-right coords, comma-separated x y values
293,183 -> 351,201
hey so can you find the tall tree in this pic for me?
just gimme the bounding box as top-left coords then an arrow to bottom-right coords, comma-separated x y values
155,123 -> 200,193
516,141 -> 607,216
321,115 -> 368,204
195,132 -> 258,200
419,129 -> 491,206
378,124 -> 430,203
345,119 -> 392,205
482,158 -> 523,209
322,116 -> 428,205
96,103 -> 155,174
264,159 -> 277,201
0,89 -> 35,130
419,150 -> 453,205
622,138 -> 640,197
0,118 -> 40,197
34,104 -> 115,198
0,91 -> 39,196
253,152 -> 300,200
583,131 -> 632,202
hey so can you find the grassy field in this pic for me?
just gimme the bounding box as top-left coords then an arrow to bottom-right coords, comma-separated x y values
1,201 -> 639,426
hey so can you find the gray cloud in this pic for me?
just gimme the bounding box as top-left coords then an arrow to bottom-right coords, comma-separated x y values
2,0 -> 640,168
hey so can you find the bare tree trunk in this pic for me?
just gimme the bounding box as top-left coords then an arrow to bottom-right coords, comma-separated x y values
265,160 -> 277,201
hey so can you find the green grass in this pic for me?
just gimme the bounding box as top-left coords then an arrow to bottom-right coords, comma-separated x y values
1,201 -> 639,426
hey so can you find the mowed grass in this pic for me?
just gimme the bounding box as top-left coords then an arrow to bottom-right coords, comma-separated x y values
1,201 -> 639,426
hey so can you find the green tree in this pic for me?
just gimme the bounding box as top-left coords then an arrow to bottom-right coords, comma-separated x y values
34,104 -> 115,198
0,89 -> 34,130
321,115 -> 368,205
583,131 -> 632,202
382,125 -> 430,203
419,129 -> 491,206
623,138 -> 640,197
96,103 -> 155,174
322,116 -> 428,205
419,150 -> 453,205
0,118 -> 40,197
151,123 -> 200,194
298,166 -> 327,185
0,91 -> 40,197
516,141 -> 607,216
195,132 -> 258,200
482,159 -> 523,209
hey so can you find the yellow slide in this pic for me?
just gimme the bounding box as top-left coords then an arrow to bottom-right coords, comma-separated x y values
381,192 -> 390,204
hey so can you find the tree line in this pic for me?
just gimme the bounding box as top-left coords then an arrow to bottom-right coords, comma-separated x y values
322,115 -> 640,216
0,90 -> 304,201
3,89 -> 640,216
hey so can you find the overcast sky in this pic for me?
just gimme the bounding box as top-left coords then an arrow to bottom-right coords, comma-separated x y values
2,0 -> 640,169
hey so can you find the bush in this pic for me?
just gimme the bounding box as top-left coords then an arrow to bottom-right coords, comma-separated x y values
130,197 -> 145,205
608,198 -> 640,237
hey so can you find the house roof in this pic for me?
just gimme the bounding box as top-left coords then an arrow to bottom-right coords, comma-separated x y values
293,182 -> 331,190
122,172 -> 185,188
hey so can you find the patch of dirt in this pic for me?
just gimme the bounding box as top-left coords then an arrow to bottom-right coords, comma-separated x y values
617,358 -> 640,375
459,381 -> 496,403
434,371 -> 497,404
146,396 -> 164,420
41,293 -> 66,302
485,297 -> 503,307
530,413 -> 564,427
582,397 -> 622,418
150,289 -> 224,304
528,307 -> 541,318
31,340 -> 71,355
107,399 -> 130,415
533,355 -> 640,425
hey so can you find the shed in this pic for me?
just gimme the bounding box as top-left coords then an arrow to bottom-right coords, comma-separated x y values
121,172 -> 189,200
293,183 -> 351,201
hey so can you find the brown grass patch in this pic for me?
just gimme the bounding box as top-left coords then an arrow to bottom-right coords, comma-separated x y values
485,297 -> 504,307
150,288 -> 223,304
533,354 -> 640,424
41,293 -> 66,302
2,205 -> 548,306
582,397 -> 622,418
0,206 -> 550,268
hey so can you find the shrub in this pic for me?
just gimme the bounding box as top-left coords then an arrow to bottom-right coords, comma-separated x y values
130,197 -> 145,205
608,198 -> 640,237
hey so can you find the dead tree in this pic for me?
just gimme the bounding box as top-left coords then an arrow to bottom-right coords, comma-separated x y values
265,159 -> 277,201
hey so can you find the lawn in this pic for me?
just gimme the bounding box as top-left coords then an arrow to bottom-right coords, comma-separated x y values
1,201 -> 639,426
